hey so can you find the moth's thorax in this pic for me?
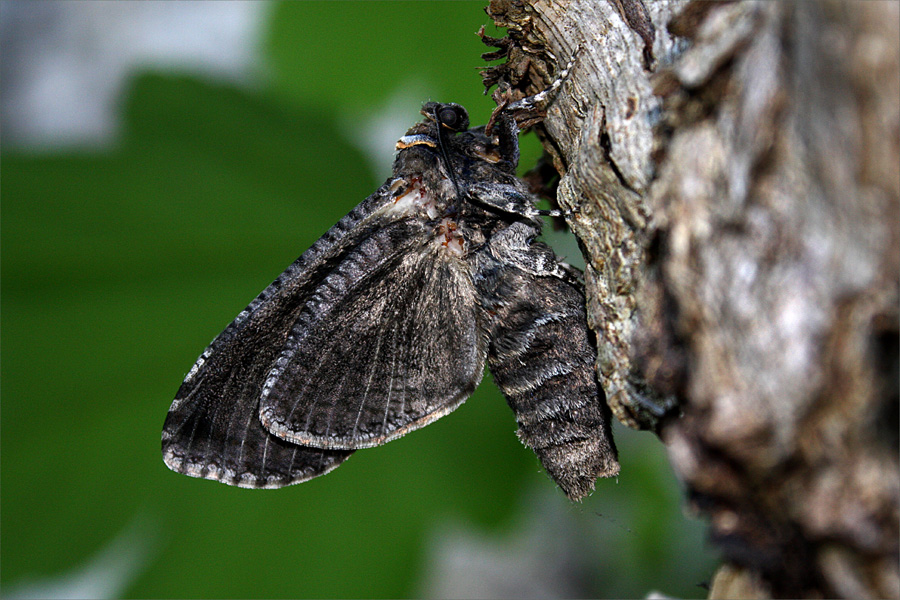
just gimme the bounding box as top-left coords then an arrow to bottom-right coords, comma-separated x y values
437,217 -> 465,256
386,176 -> 440,219
384,175 -> 478,258
389,112 -> 526,263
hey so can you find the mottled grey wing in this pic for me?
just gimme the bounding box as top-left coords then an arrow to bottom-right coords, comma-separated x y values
162,184 -> 428,487
163,373 -> 351,488
258,235 -> 486,450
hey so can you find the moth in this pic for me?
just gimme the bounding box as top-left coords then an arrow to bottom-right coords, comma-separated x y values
162,90 -> 619,501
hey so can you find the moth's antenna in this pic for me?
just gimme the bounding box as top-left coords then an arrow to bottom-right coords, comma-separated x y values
506,46 -> 581,113
433,105 -> 464,202
485,46 -> 582,138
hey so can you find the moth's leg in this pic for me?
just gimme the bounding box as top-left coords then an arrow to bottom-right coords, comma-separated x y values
490,106 -> 521,171
485,221 -> 571,280
466,182 -> 563,222
556,260 -> 585,284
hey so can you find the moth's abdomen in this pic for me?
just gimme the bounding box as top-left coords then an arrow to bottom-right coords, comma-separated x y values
486,276 -> 619,501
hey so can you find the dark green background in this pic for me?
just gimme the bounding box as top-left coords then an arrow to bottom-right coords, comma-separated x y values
1,3 -> 717,597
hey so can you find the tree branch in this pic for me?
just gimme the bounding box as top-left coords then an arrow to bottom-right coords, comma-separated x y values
483,1 -> 899,597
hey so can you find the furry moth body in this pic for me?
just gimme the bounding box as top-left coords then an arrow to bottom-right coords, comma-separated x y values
162,101 -> 619,500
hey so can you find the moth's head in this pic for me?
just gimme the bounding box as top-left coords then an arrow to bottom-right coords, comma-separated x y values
396,102 -> 467,150
422,102 -> 470,133
395,102 -> 506,171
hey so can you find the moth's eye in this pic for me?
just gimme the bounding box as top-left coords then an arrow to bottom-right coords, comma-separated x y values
439,107 -> 460,130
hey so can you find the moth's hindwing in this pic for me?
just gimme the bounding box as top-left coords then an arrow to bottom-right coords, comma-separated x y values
258,221 -> 487,450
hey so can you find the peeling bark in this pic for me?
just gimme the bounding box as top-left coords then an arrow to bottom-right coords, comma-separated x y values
482,1 -> 899,597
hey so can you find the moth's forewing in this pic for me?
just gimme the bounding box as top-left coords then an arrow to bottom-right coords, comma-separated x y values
163,183 -> 418,487
258,219 -> 487,450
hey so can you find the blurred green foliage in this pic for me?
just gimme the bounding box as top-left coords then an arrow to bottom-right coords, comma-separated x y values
1,2 -> 717,598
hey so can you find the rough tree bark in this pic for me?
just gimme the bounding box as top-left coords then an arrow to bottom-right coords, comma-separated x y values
481,1 -> 899,598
